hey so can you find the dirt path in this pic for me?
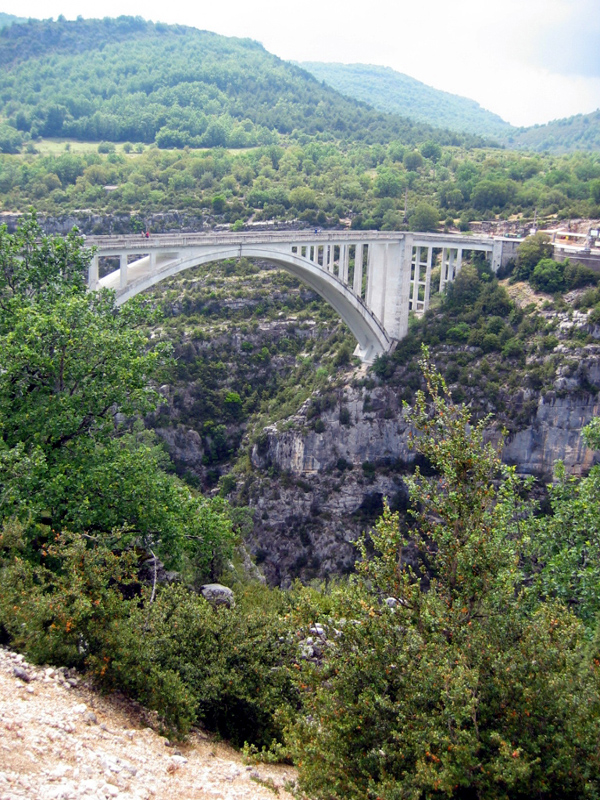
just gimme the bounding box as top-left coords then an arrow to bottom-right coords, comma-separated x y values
0,647 -> 297,800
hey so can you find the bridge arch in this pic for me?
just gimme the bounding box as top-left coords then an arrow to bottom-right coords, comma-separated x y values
99,244 -> 392,363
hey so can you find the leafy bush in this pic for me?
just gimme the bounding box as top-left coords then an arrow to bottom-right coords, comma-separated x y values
0,523 -> 299,743
502,337 -> 525,359
525,420 -> 600,630
530,258 -> 565,293
514,233 -> 553,281
564,261 -> 598,290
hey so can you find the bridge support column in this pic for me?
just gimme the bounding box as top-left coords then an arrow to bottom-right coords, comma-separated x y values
365,239 -> 408,342
410,246 -> 429,313
353,244 -> 364,297
423,246 -> 434,309
340,245 -> 349,283
149,251 -> 156,269
119,254 -> 128,289
440,247 -> 457,293
491,239 -> 504,272
88,254 -> 99,290
328,245 -> 335,273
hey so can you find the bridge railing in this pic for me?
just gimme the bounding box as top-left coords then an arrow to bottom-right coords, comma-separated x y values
84,230 -> 499,250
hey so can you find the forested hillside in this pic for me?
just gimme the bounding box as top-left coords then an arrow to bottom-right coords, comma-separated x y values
508,109 -> 600,154
0,14 -> 25,30
302,61 -> 600,155
301,62 -> 513,139
2,138 -> 599,233
0,17 -> 486,152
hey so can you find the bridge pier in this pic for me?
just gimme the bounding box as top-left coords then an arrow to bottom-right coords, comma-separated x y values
353,243 -> 364,297
88,253 -> 99,291
119,253 -> 128,289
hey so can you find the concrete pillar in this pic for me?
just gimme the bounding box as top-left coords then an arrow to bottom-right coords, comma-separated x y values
329,245 -> 335,274
364,244 -> 371,300
410,246 -> 420,310
119,253 -> 128,289
88,253 -> 99,290
456,248 -> 463,274
439,247 -> 447,292
491,239 -> 503,273
353,243 -> 363,297
423,247 -> 433,309
362,239 -> 407,337
448,248 -> 455,282
340,245 -> 349,283
379,235 -> 411,340
149,251 -> 156,270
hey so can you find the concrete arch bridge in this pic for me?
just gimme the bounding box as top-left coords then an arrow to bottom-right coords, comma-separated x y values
86,230 -> 519,363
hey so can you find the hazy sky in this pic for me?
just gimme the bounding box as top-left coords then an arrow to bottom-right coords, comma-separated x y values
9,0 -> 600,127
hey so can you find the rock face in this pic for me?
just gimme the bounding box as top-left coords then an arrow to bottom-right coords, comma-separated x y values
242,348 -> 600,586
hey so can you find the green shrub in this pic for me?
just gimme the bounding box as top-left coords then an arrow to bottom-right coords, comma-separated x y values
514,233 -> 553,281
502,337 -> 525,359
564,261 -> 598,290
530,258 -> 565,293
0,524 -> 299,743
446,322 -> 470,342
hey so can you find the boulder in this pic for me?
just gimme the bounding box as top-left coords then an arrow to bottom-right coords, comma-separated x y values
200,583 -> 235,608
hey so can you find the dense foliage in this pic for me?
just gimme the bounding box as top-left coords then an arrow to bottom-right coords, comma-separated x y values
0,17 -> 482,153
1,140 -> 600,229
0,218 -> 235,574
0,526 -> 299,743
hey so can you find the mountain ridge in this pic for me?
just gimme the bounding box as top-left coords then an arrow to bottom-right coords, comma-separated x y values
301,61 -> 600,154
301,61 -> 513,139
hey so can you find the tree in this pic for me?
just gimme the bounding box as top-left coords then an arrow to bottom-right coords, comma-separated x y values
526,419 -> 600,629
408,201 -> 438,232
515,232 -> 553,281
290,351 -> 600,800
530,258 -> 565,293
403,150 -> 423,171
374,168 -> 405,198
420,140 -> 442,162
0,217 -> 235,573
444,262 -> 480,307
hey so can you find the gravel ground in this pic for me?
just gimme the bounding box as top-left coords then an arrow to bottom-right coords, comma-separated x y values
0,647 -> 297,800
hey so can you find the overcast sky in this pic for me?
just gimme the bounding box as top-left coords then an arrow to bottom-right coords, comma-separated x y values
9,0 -> 600,127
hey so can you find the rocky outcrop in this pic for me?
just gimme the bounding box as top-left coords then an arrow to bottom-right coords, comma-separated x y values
243,348 -> 600,586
